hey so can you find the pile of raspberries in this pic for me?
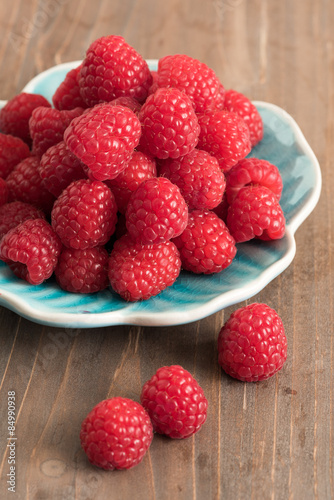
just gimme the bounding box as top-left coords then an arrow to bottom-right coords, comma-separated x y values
0,35 -> 285,301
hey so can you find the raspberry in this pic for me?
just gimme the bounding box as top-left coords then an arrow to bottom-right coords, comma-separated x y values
0,93 -> 51,144
80,397 -> 153,470
29,106 -> 84,158
172,209 -> 236,274
0,133 -> 30,178
55,246 -> 109,293
138,87 -> 200,159
125,177 -> 188,244
157,54 -> 223,113
218,303 -> 287,382
225,157 -> 283,204
64,103 -> 141,181
0,201 -> 45,240
226,185 -> 285,243
51,179 -> 117,249
79,35 -> 152,107
108,234 -> 181,301
0,218 -> 61,285
52,65 -> 87,111
39,141 -> 86,198
159,149 -> 226,210
224,89 -> 263,147
197,109 -> 251,172
140,365 -> 208,439
0,178 -> 8,207
106,151 -> 157,214
109,96 -> 142,115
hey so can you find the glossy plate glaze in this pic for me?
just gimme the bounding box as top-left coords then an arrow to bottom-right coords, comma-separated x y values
0,61 -> 321,328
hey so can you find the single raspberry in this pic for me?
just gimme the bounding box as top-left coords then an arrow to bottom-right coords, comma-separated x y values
197,109 -> 251,172
0,93 -> 51,144
6,156 -> 56,214
79,35 -> 152,107
125,177 -> 188,244
157,54 -> 223,113
224,89 -> 263,147
64,103 -> 141,181
108,234 -> 181,301
106,151 -> 157,214
29,106 -> 84,158
159,149 -> 226,210
140,365 -> 208,439
172,209 -> 236,274
55,246 -> 109,293
0,201 -> 45,240
109,96 -> 142,115
226,185 -> 285,243
51,179 -> 117,249
39,141 -> 86,198
0,218 -> 61,285
0,133 -> 30,178
52,65 -> 87,111
138,87 -> 200,159
225,157 -> 283,204
80,397 -> 153,470
218,303 -> 287,382
0,178 -> 8,207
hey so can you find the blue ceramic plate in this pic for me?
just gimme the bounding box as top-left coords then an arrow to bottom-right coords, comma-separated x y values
0,61 -> 321,328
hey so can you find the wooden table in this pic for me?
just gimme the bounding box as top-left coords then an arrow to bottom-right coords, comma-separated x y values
0,1 -> 332,498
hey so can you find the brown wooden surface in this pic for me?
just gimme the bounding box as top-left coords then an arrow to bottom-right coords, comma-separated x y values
0,0 -> 333,498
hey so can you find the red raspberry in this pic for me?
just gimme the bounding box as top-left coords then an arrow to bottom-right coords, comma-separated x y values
159,149 -> 226,210
79,35 -> 152,107
52,65 -> 87,111
109,96 -> 142,115
226,185 -> 285,243
55,246 -> 109,293
138,87 -> 200,159
172,209 -> 236,274
157,54 -> 223,113
126,177 -> 188,244
0,133 -> 30,178
0,178 -> 8,207
225,157 -> 283,204
51,179 -> 117,249
80,397 -> 153,470
106,151 -> 157,214
29,106 -> 84,158
197,109 -> 251,172
0,93 -> 51,144
39,141 -> 86,198
0,218 -> 61,285
0,201 -> 45,240
218,303 -> 287,382
64,103 -> 141,181
224,89 -> 263,147
108,234 -> 181,301
140,365 -> 208,439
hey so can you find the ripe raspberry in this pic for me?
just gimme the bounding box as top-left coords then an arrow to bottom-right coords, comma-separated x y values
106,151 -> 157,214
29,106 -> 84,158
0,178 -> 8,207
218,303 -> 287,382
159,149 -> 226,210
224,89 -> 263,147
39,141 -> 86,198
108,234 -> 181,301
197,109 -> 251,172
80,397 -> 153,470
64,103 -> 141,181
157,54 -> 223,113
79,35 -> 152,107
55,246 -> 109,293
0,201 -> 45,240
225,157 -> 283,204
226,185 -> 285,243
0,133 -> 30,178
0,218 -> 61,285
51,179 -> 117,249
138,87 -> 200,159
109,96 -> 142,115
52,65 -> 87,111
126,177 -> 188,244
140,365 -> 208,439
0,93 -> 51,144
172,209 -> 236,274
